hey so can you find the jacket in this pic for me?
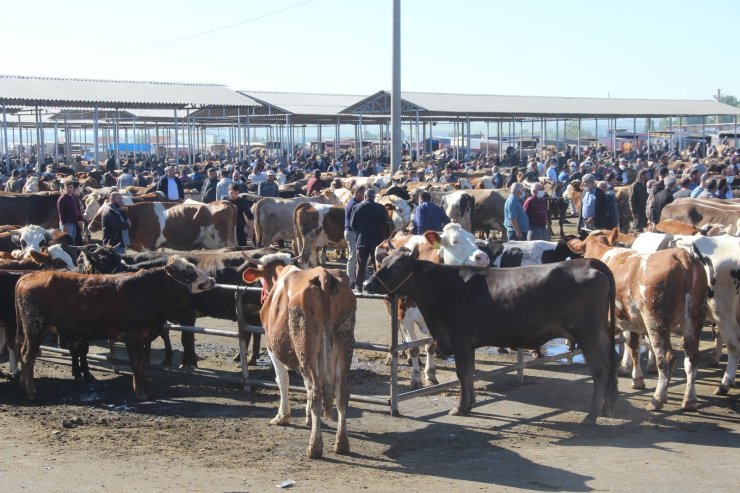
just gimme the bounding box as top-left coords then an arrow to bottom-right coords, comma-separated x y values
102,204 -> 129,248
350,199 -> 388,248
201,177 -> 219,203
156,176 -> 184,201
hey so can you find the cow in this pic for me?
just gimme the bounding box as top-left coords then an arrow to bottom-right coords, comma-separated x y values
253,190 -> 340,249
242,254 -> 355,459
477,239 -> 579,268
0,225 -> 75,269
293,203 -> 347,268
88,201 -> 237,251
567,229 -> 707,411
423,190 -> 476,233
0,246 -> 73,271
374,224 -> 490,389
363,247 -> 618,423
82,190 -> 166,222
0,191 -> 60,228
630,232 -> 740,396
16,255 -> 216,401
654,219 -> 724,236
660,198 -> 740,236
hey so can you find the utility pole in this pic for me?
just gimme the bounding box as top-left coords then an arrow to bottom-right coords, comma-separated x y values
391,0 -> 401,173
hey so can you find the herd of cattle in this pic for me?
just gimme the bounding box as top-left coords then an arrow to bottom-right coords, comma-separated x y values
0,165 -> 738,459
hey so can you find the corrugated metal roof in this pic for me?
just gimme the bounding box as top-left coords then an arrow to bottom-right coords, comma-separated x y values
238,90 -> 368,116
0,75 -> 256,109
342,90 -> 740,118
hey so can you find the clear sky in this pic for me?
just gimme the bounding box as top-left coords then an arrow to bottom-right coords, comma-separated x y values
3,0 -> 738,100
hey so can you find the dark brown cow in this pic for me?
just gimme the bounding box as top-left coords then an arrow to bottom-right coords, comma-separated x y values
243,255 -> 356,459
89,201 -> 237,251
0,191 -> 61,228
16,256 -> 215,401
568,229 -> 707,411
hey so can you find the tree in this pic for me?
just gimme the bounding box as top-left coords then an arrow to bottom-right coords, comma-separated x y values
565,120 -> 593,138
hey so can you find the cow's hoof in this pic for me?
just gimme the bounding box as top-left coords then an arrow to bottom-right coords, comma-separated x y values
74,375 -> 85,382
269,414 -> 290,426
307,446 -> 323,460
449,406 -> 470,416
84,373 -> 97,382
247,357 -> 258,366
409,381 -> 422,391
713,384 -> 730,396
645,397 -> 664,412
631,378 -> 645,390
178,363 -> 197,370
25,391 -> 37,402
582,414 -> 598,425
681,399 -> 698,411
334,437 -> 350,455
426,377 -> 439,386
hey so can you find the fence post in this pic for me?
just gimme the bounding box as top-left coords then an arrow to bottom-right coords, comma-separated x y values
389,295 -> 400,416
516,348 -> 524,384
235,289 -> 251,393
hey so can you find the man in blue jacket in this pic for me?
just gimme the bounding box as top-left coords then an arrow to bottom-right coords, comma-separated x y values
413,191 -> 450,234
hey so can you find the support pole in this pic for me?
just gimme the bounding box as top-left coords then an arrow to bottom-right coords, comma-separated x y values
93,108 -> 100,169
390,0 -> 402,173
389,295 -> 400,416
174,109 -> 179,165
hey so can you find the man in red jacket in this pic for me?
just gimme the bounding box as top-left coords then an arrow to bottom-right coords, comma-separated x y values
523,182 -> 549,240
57,177 -> 84,245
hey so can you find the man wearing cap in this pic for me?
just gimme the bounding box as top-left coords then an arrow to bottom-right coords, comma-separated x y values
257,170 -> 279,197
58,177 -> 84,245
156,166 -> 184,202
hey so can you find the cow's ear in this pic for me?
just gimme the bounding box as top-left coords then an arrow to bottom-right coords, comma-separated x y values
10,234 -> 20,245
28,250 -> 48,263
423,230 -> 441,249
607,228 -> 619,246
242,268 -> 263,284
566,238 -> 585,255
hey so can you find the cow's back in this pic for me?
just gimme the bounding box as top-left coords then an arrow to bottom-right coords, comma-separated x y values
0,192 -> 60,228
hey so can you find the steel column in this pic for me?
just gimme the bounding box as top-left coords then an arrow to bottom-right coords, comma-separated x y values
93,108 -> 100,168
390,0 -> 402,172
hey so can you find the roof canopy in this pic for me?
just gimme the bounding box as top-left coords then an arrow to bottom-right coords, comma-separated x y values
0,75 -> 257,110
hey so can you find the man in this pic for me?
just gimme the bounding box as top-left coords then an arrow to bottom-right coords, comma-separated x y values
697,178 -> 719,199
248,166 -> 266,186
344,186 -> 365,289
629,169 -> 649,231
579,174 -> 608,231
157,166 -> 184,202
215,169 -> 233,201
226,183 -> 254,247
116,166 -> 135,189
440,165 -> 458,184
491,165 -> 504,189
350,188 -> 388,292
133,167 -> 148,187
257,170 -> 279,197
523,161 -> 539,183
503,182 -> 529,241
57,177 -> 84,244
201,167 -> 219,203
305,169 -> 325,196
413,191 -> 450,234
546,159 -> 559,183
523,182 -> 549,240
4,169 -> 21,192
652,176 -> 676,224
102,192 -> 130,255
672,177 -> 692,199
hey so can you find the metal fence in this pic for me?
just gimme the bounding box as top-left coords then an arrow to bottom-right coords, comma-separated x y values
38,283 -> 582,416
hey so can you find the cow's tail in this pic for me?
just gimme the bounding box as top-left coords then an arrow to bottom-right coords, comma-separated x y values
253,199 -> 264,247
293,203 -> 308,267
317,269 -> 336,418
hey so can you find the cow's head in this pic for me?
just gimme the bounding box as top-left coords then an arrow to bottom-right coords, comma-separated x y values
165,255 -> 216,293
75,244 -> 127,274
363,244 -> 420,296
241,252 -> 295,301
566,229 -> 615,257
46,244 -> 75,270
11,225 -> 53,258
423,223 -> 489,267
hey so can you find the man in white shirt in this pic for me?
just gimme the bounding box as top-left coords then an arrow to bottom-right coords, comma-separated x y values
248,166 -> 266,185
215,169 -> 233,201
156,166 -> 183,202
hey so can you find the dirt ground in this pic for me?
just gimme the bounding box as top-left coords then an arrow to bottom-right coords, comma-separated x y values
0,292 -> 737,493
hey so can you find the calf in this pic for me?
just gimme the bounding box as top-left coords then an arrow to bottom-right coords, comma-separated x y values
568,230 -> 707,411
243,255 -> 356,459
364,248 -> 618,423
16,256 -> 215,401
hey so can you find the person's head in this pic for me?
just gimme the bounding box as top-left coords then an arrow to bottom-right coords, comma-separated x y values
364,188 -> 377,201
658,166 -> 669,179
122,166 -> 129,174
510,182 -> 524,198
717,178 -> 728,193
704,178 -> 717,192
221,169 -> 230,179
166,166 -> 176,177
314,169 -> 321,177
353,185 -> 366,201
419,190 -> 432,203
637,169 -> 648,183
597,181 -> 608,192
532,182 -> 545,198
11,169 -> 19,177
492,165 -> 499,174
664,175 -> 677,191
619,158 -> 627,170
207,167 -> 216,179
110,191 -> 124,207
679,177 -> 691,189
582,173 -> 595,190
232,170 -> 241,181
227,183 -> 241,200
266,170 -> 276,181
63,178 -> 77,194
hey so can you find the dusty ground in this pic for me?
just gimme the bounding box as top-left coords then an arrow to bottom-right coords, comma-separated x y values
0,293 -> 737,493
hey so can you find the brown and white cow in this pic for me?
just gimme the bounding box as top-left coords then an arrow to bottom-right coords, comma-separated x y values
252,190 -> 340,249
16,256 -> 216,401
82,190 -> 166,222
242,254 -> 356,459
660,198 -> 740,236
568,229 -> 707,411
293,203 -> 347,268
88,201 -> 237,251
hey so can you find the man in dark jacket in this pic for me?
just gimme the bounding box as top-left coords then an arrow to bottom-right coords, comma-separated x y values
652,176 -> 675,224
201,167 -> 219,203
629,169 -> 649,231
226,183 -> 254,246
102,192 -> 130,254
157,166 -> 184,202
351,188 -> 389,292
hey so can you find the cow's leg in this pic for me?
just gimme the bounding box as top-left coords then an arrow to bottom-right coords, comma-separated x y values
579,340 -> 609,423
77,342 -> 96,382
644,329 -> 674,411
267,349 -> 291,425
646,343 -> 657,373
70,343 -> 82,381
712,330 -> 724,367
109,339 -> 119,374
249,334 -> 261,366
178,313 -> 198,368
19,342 -> 39,401
626,332 -> 645,389
334,343 -> 352,455
305,371 -> 324,459
8,348 -> 18,377
449,347 -> 475,416
411,308 -> 437,386
401,313 -> 422,389
716,338 -> 738,396
618,331 -> 633,375
124,335 -> 152,401
679,299 -> 703,411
